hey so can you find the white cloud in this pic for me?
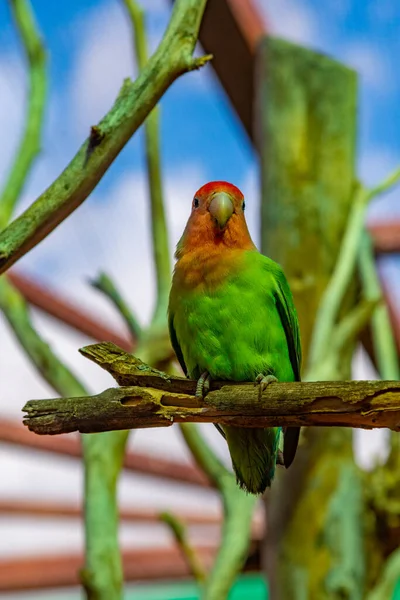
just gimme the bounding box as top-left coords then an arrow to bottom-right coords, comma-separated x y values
257,0 -> 320,47
69,0 -> 210,138
0,54 -> 25,188
70,2 -> 137,136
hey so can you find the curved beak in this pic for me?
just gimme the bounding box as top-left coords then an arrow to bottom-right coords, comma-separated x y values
209,192 -> 234,230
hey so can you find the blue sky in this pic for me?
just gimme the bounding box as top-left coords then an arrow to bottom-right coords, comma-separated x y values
0,0 -> 398,209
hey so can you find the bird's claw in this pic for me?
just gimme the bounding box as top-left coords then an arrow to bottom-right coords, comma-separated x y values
254,373 -> 278,400
196,371 -> 211,398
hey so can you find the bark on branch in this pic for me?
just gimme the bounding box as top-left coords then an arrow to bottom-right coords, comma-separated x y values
22,342 -> 400,435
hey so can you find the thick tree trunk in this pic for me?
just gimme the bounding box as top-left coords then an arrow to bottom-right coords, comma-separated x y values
256,37 -> 364,599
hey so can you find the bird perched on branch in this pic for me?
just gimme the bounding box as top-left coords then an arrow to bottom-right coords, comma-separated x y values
168,181 -> 301,495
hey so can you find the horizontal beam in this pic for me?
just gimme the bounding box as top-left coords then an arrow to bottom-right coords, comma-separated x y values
197,0 -> 266,141
0,546 -> 216,591
22,343 -> 400,434
0,418 -> 210,487
368,221 -> 400,253
7,271 -> 133,350
0,499 -> 222,526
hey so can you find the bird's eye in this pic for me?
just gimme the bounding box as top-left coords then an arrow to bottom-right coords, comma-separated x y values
193,198 -> 200,209
242,200 -> 246,211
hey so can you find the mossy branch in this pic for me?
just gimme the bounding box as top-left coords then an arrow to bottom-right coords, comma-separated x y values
122,0 -> 172,325
160,511 -> 207,583
0,0 -> 47,228
91,272 -> 141,341
308,166 -> 400,373
359,231 -> 400,381
366,548 -> 400,600
179,424 -> 256,600
0,0 -> 211,275
22,342 -> 400,434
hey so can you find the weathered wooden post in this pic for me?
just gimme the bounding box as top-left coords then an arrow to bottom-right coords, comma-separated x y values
256,38 -> 364,599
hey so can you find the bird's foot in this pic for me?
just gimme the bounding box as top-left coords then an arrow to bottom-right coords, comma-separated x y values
254,373 -> 278,400
196,371 -> 212,399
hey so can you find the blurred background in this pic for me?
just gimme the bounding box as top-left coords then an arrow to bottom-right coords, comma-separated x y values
0,0 -> 399,598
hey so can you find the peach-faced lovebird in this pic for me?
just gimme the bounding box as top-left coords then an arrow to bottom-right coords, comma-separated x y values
168,181 -> 301,495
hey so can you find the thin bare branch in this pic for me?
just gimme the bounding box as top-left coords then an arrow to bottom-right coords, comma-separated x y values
308,163 -> 400,374
359,232 -> 400,380
160,511 -> 207,583
91,272 -> 141,340
0,0 -> 47,228
122,0 -> 171,324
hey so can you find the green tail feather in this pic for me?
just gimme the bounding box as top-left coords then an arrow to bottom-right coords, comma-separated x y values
224,426 -> 281,495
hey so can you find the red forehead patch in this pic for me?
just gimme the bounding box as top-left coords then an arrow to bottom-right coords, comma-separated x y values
194,181 -> 244,200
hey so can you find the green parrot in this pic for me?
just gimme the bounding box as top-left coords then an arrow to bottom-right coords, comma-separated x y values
168,181 -> 302,494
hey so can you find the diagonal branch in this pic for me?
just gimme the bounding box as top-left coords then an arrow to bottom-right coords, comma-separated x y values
179,422 -> 256,600
122,0 -> 171,325
0,0 -> 47,228
91,272 -> 141,341
359,231 -> 400,380
0,0 -> 211,275
160,511 -> 207,583
308,165 -> 400,374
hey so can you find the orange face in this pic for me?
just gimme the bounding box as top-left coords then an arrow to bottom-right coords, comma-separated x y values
176,181 -> 254,257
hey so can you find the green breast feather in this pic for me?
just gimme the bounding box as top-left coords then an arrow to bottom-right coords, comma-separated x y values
169,250 -> 301,383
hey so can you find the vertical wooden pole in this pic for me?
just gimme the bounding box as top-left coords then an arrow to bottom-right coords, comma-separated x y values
256,37 -> 365,599
257,36 -> 357,359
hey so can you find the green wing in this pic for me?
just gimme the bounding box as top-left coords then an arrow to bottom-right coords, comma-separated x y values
168,310 -> 226,440
274,269 -> 302,381
168,312 -> 187,376
273,266 -> 302,468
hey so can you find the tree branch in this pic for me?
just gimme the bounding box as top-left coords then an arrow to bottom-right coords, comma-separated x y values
366,548 -> 400,600
308,183 -> 369,371
0,0 -> 211,275
308,165 -> 400,374
122,0 -> 171,326
179,425 -> 256,600
22,342 -> 400,435
0,0 -> 47,228
22,379 -> 400,434
359,231 -> 400,380
160,511 -> 207,583
91,272 -> 141,341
